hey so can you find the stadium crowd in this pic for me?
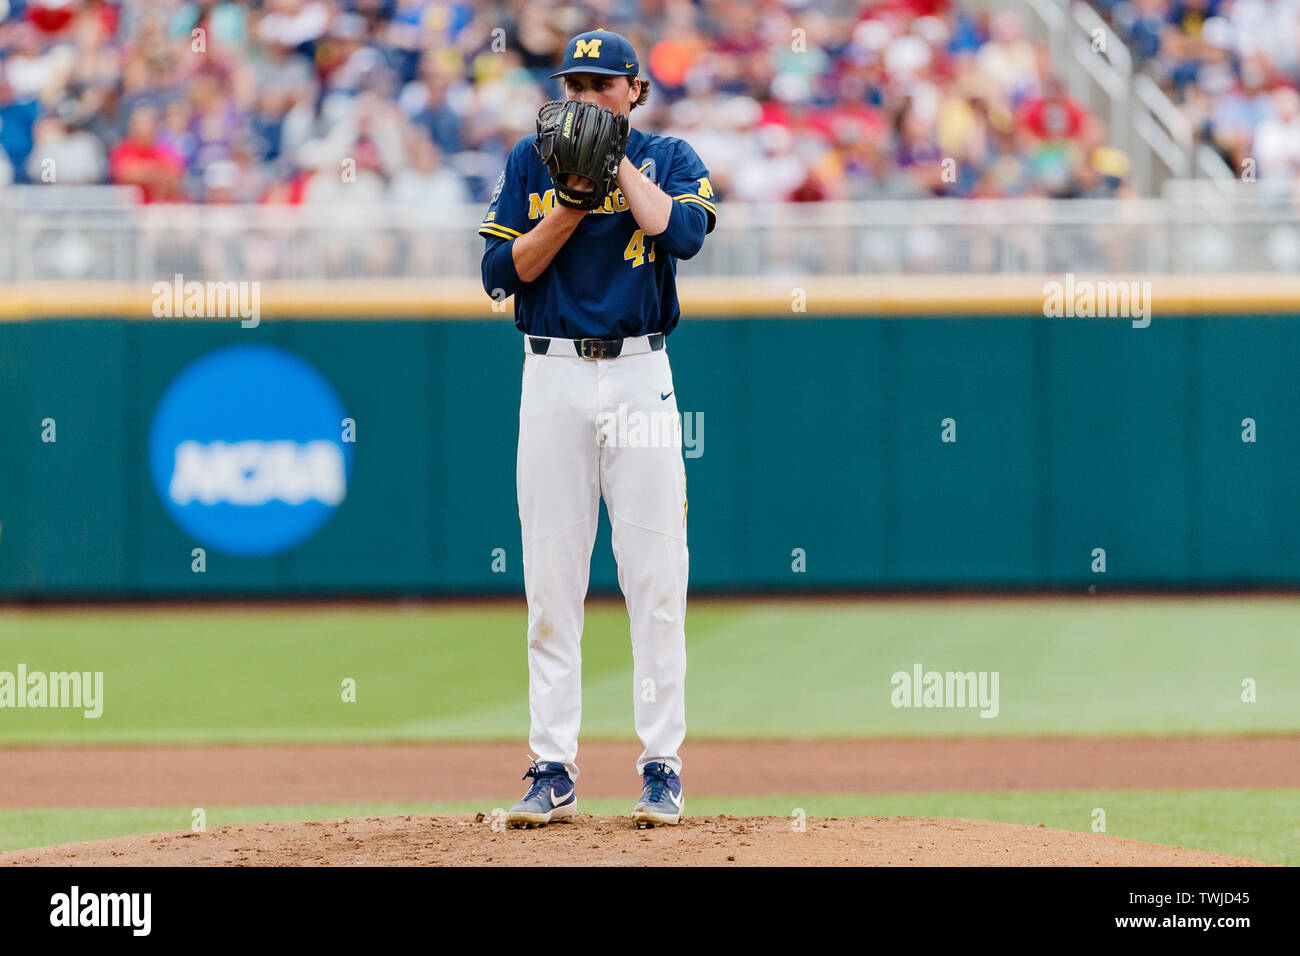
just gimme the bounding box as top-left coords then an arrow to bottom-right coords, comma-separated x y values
0,0 -> 1289,205
1092,0 -> 1300,182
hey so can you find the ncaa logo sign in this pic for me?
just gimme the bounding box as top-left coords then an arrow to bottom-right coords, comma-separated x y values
149,344 -> 352,557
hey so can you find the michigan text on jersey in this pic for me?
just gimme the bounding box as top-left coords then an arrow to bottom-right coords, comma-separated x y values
520,161 -> 714,220
527,187 -> 629,218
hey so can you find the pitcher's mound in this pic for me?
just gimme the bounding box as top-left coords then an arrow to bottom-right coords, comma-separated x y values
0,814 -> 1270,867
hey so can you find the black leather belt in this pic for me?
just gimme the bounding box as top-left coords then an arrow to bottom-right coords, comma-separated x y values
528,333 -> 665,360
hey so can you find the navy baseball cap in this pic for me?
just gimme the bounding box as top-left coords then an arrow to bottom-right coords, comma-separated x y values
550,29 -> 640,79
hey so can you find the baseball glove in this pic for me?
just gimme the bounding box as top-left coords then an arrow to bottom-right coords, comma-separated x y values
534,100 -> 629,211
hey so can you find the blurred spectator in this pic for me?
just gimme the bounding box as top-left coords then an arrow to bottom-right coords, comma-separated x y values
0,73 -> 38,181
1230,0 -> 1299,74
5,21 -> 74,98
400,62 -> 465,156
1253,87 -> 1300,181
257,0 -> 330,54
1016,78 -> 1088,143
976,11 -> 1040,105
26,1 -> 82,36
25,101 -> 107,183
109,103 -> 184,201
389,130 -> 469,206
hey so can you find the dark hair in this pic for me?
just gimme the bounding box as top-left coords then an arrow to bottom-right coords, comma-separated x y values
632,76 -> 650,110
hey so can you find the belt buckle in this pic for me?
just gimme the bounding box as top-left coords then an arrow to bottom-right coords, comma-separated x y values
578,338 -> 610,360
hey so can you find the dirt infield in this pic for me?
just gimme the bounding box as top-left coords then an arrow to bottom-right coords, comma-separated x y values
3,736 -> 1291,865
0,814 -> 1272,866
2,735 -> 1296,808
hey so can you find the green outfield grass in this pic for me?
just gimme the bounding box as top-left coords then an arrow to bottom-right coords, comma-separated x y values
0,598 -> 1297,743
0,789 -> 1294,863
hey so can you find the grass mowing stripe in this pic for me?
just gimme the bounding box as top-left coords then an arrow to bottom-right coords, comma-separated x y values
0,598 -> 1297,743
0,788 -> 1294,864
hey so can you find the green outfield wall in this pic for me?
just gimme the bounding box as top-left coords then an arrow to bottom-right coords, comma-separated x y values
3,310 -> 1298,597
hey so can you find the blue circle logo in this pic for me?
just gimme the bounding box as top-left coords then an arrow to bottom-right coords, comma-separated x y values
149,344 -> 352,557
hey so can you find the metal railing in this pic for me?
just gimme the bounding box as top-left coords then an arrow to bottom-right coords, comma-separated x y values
992,0 -> 1235,194
5,188 -> 1300,280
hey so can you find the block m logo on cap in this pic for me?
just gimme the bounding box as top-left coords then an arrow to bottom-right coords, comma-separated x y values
574,38 -> 602,58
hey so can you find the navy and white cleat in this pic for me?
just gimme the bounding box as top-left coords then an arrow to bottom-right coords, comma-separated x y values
632,761 -> 683,828
507,759 -> 577,828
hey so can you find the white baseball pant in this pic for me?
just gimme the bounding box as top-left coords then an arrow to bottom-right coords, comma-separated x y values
517,334 -> 688,784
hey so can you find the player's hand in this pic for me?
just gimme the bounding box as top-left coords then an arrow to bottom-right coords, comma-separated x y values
550,177 -> 594,219
563,173 -> 596,193
614,154 -> 647,190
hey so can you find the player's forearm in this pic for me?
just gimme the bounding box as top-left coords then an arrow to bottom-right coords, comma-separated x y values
511,205 -> 587,283
617,157 -> 673,236
647,199 -> 709,260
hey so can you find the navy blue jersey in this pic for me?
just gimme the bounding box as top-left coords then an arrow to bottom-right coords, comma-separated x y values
479,126 -> 716,339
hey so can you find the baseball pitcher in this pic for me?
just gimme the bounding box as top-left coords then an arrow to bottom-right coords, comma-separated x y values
478,29 -> 716,828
